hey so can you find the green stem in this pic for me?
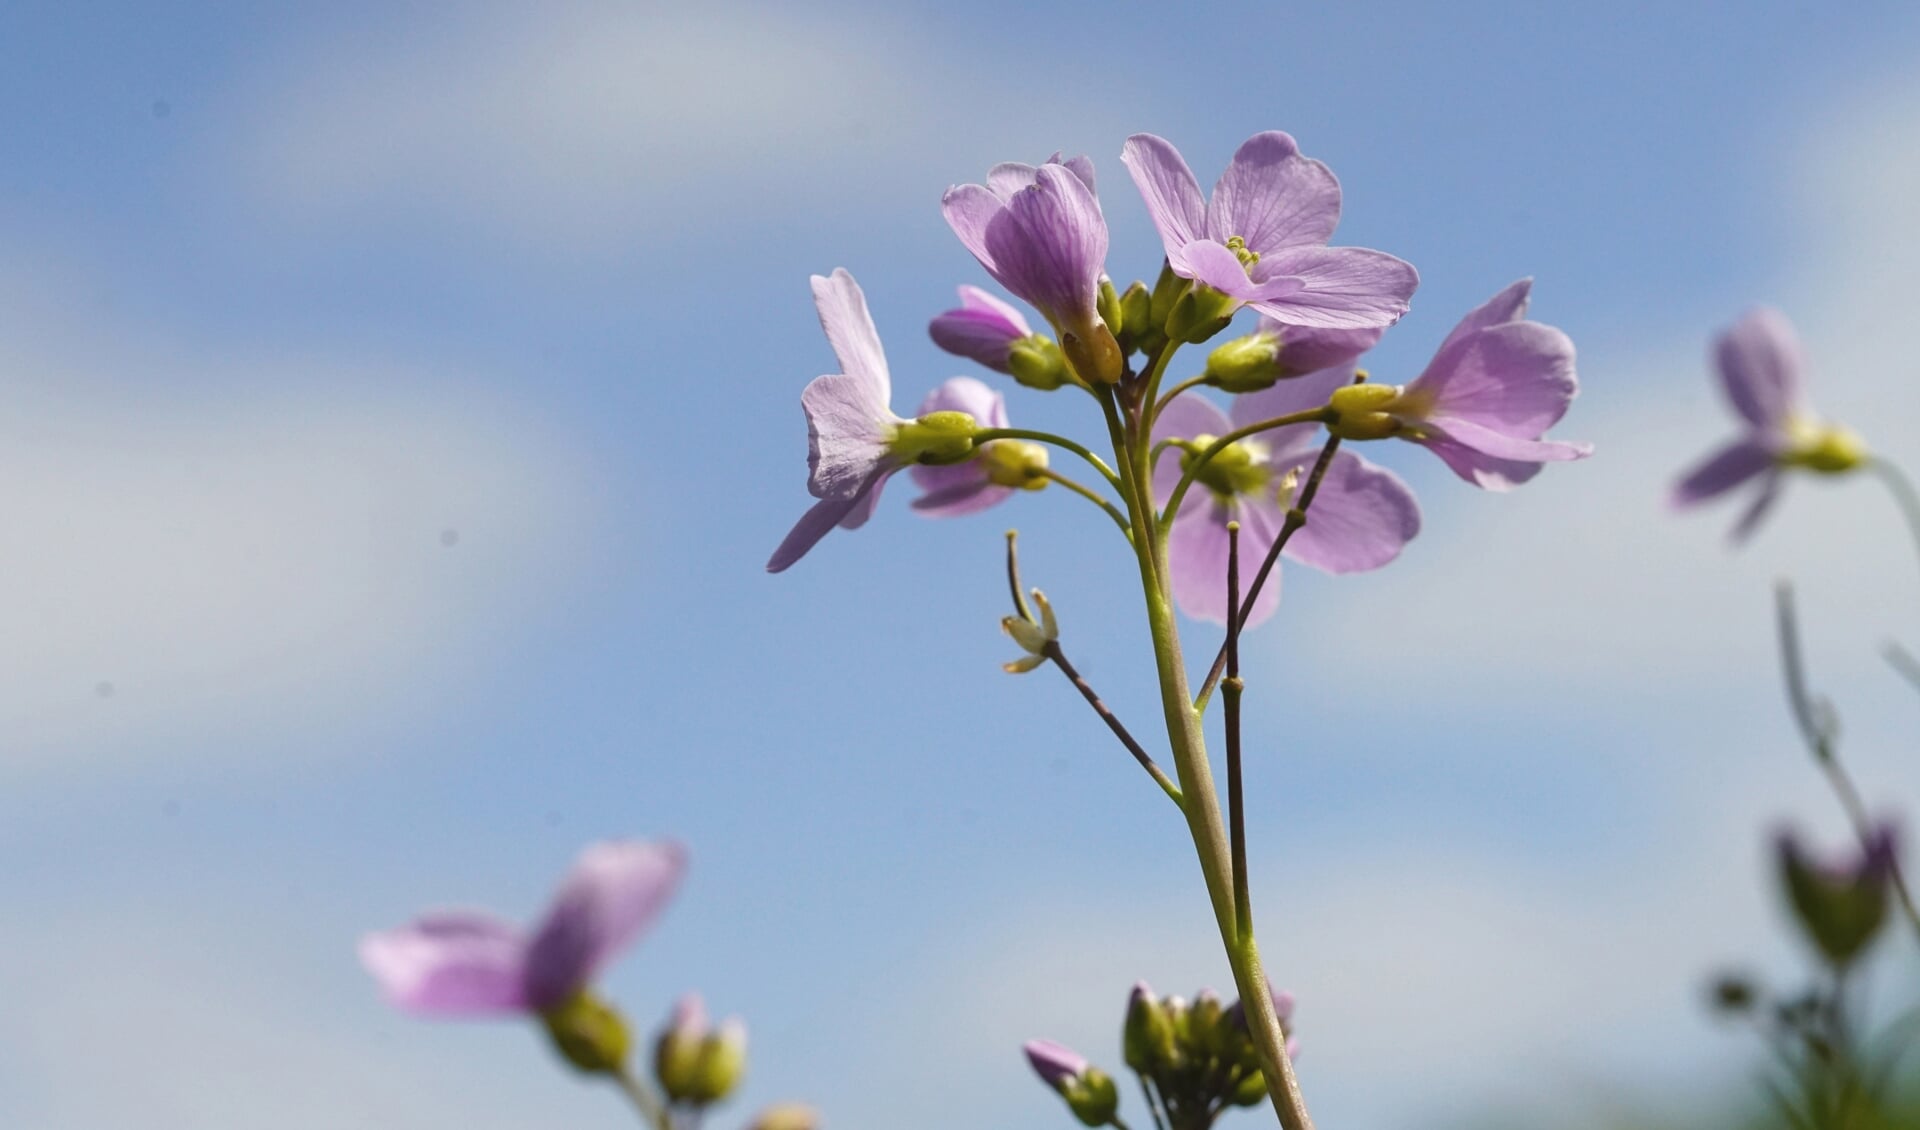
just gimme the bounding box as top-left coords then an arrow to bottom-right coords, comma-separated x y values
973,427 -> 1125,492
1036,467 -> 1133,537
1159,408 -> 1337,529
611,1065 -> 672,1130
1869,457 -> 1920,585
1138,344 -> 1181,428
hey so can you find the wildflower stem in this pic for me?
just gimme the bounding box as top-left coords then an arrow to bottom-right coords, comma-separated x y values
611,1064 -> 672,1130
973,427 -> 1124,493
1225,522 -> 1251,940
1036,467 -> 1133,536
1042,639 -> 1182,806
1194,434 -> 1345,712
1159,408 -> 1338,532
1138,1075 -> 1171,1130
1149,375 -> 1211,428
1884,641 -> 1920,694
1868,457 -> 1920,587
1137,343 -> 1181,429
1004,530 -> 1035,623
1775,580 -> 1920,940
1115,393 -> 1315,1130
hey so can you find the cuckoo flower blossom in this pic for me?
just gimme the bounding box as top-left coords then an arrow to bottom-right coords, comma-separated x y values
1153,368 -> 1420,626
1327,280 -> 1590,489
942,154 -> 1122,383
359,839 -> 685,1018
1671,308 -> 1866,541
910,377 -> 1046,516
1121,131 -> 1418,331
769,269 -> 981,573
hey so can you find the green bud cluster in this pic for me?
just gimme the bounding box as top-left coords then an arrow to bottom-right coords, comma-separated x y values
1059,1066 -> 1120,1127
1120,985 -> 1289,1130
654,1004 -> 748,1105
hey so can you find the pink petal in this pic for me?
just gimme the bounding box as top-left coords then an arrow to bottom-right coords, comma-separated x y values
1671,439 -> 1775,508
1208,131 -> 1340,252
810,270 -> 891,405
802,372 -> 896,500
1121,133 -> 1207,256
522,840 -> 687,1010
1250,245 -> 1418,330
1417,321 -> 1578,437
1279,450 -> 1420,574
1431,279 -> 1532,361
359,911 -> 529,1017
1715,307 -> 1805,430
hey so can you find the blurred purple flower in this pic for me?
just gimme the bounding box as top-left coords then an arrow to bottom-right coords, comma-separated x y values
1153,371 -> 1420,627
1121,131 -> 1417,331
1671,307 -> 1865,541
360,840 -> 686,1017
909,377 -> 1042,517
768,269 -> 910,573
1338,280 -> 1590,489
929,285 -> 1034,373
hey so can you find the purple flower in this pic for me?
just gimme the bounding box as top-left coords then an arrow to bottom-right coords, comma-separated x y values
1775,822 -> 1900,966
1023,1039 -> 1089,1090
1153,369 -> 1420,627
1330,280 -> 1591,489
359,839 -> 686,1017
909,377 -> 1045,517
929,285 -> 1035,373
1671,308 -> 1866,541
1206,315 -> 1385,392
768,270 -> 911,574
1121,131 -> 1418,331
943,154 -> 1122,383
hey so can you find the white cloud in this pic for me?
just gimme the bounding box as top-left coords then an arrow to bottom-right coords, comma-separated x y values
0,279 -> 595,770
242,1 -> 1129,248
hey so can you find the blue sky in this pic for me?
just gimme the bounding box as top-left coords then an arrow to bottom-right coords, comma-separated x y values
4,2 -> 1920,1127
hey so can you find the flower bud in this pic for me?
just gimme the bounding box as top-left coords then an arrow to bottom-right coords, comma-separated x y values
1229,1068 -> 1268,1107
1327,382 -> 1402,440
1187,988 -> 1225,1056
1205,329 -> 1285,393
1065,1067 -> 1119,1127
1164,285 -> 1237,345
654,994 -> 709,1099
1061,322 -> 1125,385
1777,824 -> 1897,968
1119,281 -> 1154,341
1148,262 -> 1188,329
541,990 -> 632,1075
689,1018 -> 748,1103
1123,981 -> 1176,1074
1098,276 -> 1124,337
980,440 -> 1050,490
1008,335 -> 1071,391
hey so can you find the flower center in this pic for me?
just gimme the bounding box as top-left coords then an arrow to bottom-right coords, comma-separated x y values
1780,416 -> 1866,474
1224,235 -> 1260,273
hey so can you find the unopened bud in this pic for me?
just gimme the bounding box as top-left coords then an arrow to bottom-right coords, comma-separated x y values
1327,382 -> 1402,441
1164,285 -> 1237,345
1148,262 -> 1187,329
1064,1067 -> 1119,1127
1119,281 -> 1154,342
1777,824 -> 1897,968
1008,335 -> 1071,391
1123,981 -> 1176,1074
542,990 -> 631,1075
1205,330 -> 1285,392
1097,277 -> 1124,337
1230,1068 -> 1267,1107
688,1018 -> 747,1103
980,440 -> 1050,490
747,1105 -> 821,1130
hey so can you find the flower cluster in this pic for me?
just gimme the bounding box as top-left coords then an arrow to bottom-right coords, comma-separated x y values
1024,980 -> 1300,1130
770,130 -> 1589,627
361,840 -> 813,1130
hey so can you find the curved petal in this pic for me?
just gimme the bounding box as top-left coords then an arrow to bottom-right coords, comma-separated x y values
1729,469 -> 1785,543
1416,321 -> 1578,437
985,163 -> 1108,325
1121,133 -> 1206,254
810,270 -> 890,404
1053,152 -> 1097,196
1150,393 -> 1234,503
929,307 -> 1021,371
1251,245 -> 1418,330
1431,279 -> 1532,360
1671,439 -> 1774,508
802,373 -> 894,500
1208,131 -> 1340,252
1419,433 -> 1548,491
942,183 -> 1006,276
1230,364 -> 1355,431
1278,450 -> 1420,574
1716,307 -> 1805,429
1169,239 -> 1262,301
836,470 -> 890,529
1263,319 -> 1382,378
911,476 -> 1011,517
987,161 -> 1041,199
1429,417 -> 1591,464
957,285 -> 1032,332
917,375 -> 1007,425
522,841 -> 688,1010
359,911 -> 529,1017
